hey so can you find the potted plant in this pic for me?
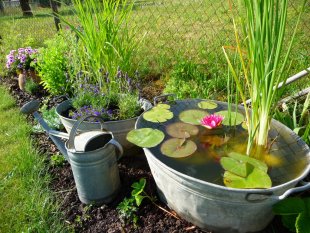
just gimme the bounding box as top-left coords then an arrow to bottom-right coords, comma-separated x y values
55,0 -> 151,152
5,47 -> 39,90
125,1 -> 310,232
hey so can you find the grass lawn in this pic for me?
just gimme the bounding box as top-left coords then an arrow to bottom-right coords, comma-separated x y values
0,85 -> 66,232
0,0 -> 309,75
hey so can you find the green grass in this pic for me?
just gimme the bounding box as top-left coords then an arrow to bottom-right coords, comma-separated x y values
0,0 -> 309,94
0,86 -> 66,232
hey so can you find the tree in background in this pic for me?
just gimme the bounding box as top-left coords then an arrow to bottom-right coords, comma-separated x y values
0,0 -> 4,13
19,0 -> 33,16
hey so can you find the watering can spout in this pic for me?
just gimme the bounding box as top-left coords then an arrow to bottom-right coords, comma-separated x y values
21,100 -> 69,159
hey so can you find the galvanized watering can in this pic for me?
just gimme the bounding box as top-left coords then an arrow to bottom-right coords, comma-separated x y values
21,100 -> 123,205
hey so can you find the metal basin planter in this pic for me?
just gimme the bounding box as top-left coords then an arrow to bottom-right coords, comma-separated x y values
56,99 -> 151,153
135,99 -> 310,233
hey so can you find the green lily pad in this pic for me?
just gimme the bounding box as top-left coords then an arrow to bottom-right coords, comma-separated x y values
223,168 -> 272,189
179,109 -> 207,125
198,101 -> 218,109
143,104 -> 173,123
241,121 -> 248,130
216,110 -> 244,126
228,152 -> 268,173
126,128 -> 165,148
166,122 -> 199,138
220,157 -> 254,177
156,103 -> 171,109
161,138 -> 197,158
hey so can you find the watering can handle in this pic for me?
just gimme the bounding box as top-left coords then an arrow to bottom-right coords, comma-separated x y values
109,139 -> 124,160
67,115 -> 107,150
245,180 -> 310,203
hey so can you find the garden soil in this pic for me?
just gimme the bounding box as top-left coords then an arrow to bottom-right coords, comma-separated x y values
0,77 -> 297,233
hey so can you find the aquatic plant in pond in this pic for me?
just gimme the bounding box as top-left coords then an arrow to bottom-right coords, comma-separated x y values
200,114 -> 224,129
126,99 -> 307,189
222,0 -> 307,157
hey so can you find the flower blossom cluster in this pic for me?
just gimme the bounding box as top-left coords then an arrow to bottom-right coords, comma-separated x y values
69,105 -> 114,121
6,47 -> 38,71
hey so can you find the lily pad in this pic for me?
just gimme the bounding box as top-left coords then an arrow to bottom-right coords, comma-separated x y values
143,104 -> 173,123
161,138 -> 197,158
179,109 -> 207,125
241,121 -> 248,130
223,168 -> 272,189
126,128 -> 164,148
156,103 -> 171,109
228,152 -> 268,173
166,122 -> 199,138
216,110 -> 244,126
198,101 -> 218,109
220,157 -> 254,177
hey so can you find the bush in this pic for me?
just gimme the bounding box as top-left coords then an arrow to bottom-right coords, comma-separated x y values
36,32 -> 72,95
164,60 -> 214,99
25,79 -> 40,95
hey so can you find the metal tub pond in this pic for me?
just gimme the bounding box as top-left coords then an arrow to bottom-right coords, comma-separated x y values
135,99 -> 310,233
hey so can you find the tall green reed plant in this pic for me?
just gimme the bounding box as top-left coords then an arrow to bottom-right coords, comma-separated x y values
223,0 -> 307,157
60,0 -> 138,93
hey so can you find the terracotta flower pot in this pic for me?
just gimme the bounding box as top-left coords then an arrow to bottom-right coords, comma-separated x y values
18,73 -> 26,91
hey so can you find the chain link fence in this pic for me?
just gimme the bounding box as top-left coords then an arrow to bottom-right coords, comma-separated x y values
129,0 -> 309,73
1,0 -> 309,75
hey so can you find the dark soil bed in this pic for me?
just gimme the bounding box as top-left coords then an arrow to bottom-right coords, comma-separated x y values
0,76 -> 301,233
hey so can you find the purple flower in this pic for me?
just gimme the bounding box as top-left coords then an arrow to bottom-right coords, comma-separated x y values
201,114 -> 224,129
92,110 -> 101,116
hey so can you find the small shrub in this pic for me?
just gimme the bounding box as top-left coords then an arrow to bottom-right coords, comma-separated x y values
164,60 -> 215,99
36,32 -> 73,95
50,154 -> 66,167
25,79 -> 40,95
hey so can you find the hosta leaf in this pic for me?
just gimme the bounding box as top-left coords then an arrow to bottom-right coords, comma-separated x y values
220,157 -> 254,177
126,128 -> 164,148
216,110 -> 244,126
273,197 -> 305,215
198,101 -> 218,109
228,152 -> 268,173
223,167 -> 272,189
179,109 -> 207,125
166,122 -> 199,138
161,138 -> 197,158
143,104 -> 173,123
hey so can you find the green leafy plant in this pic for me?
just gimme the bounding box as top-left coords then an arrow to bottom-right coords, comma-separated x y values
274,92 -> 310,145
36,32 -> 73,95
222,0 -> 307,157
273,197 -> 310,233
24,79 -> 39,95
60,0 -> 139,92
33,105 -> 63,133
164,60 -> 213,99
50,154 -> 66,167
117,178 -> 153,227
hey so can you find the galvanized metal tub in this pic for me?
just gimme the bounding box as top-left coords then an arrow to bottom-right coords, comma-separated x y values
56,99 -> 151,153
136,99 -> 310,233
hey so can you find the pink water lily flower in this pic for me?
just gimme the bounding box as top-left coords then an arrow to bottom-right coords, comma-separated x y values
201,114 -> 224,129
